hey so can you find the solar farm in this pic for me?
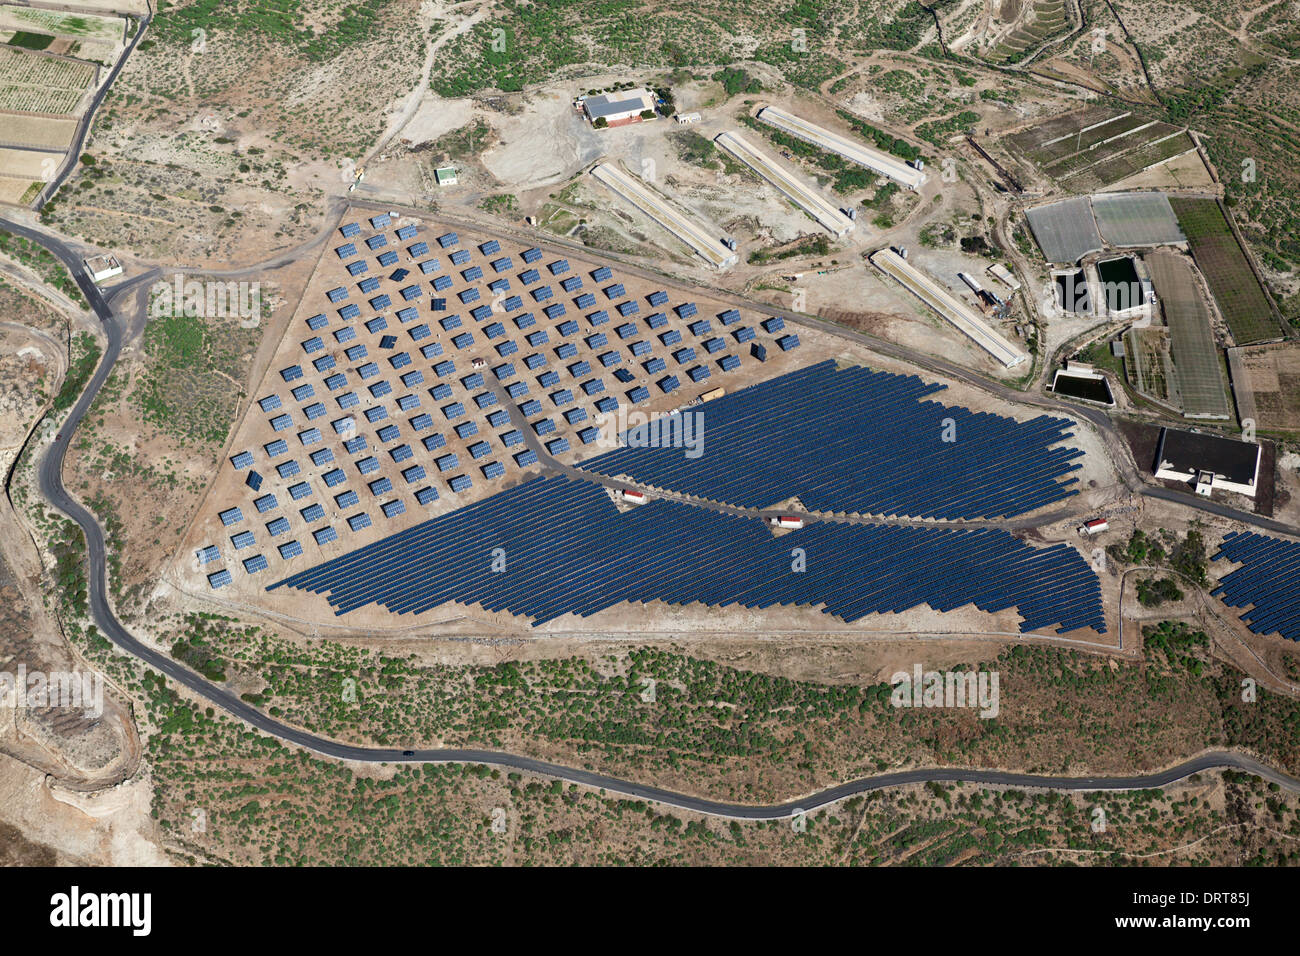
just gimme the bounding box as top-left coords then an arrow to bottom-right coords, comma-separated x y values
271,474 -> 1105,634
576,361 -> 1080,518
1213,532 -> 1300,643
169,207 -> 1117,638
177,208 -> 814,595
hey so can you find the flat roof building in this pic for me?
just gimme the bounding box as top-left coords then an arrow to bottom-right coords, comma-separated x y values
84,254 -> 123,284
1154,427 -> 1261,498
584,89 -> 656,127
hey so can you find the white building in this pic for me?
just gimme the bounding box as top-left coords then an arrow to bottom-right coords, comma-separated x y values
583,89 -> 656,127
83,254 -> 122,284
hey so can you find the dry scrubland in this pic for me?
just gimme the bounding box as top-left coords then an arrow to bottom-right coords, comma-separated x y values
59,256 -> 313,617
40,0 -> 428,263
41,593 -> 1300,864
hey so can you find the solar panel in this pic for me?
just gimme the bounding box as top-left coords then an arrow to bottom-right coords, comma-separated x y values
314,525 -> 339,545
269,475 -> 1103,632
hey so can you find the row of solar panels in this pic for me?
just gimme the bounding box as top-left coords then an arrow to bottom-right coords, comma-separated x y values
270,474 -> 1105,633
1212,532 -> 1300,642
576,359 -> 1080,521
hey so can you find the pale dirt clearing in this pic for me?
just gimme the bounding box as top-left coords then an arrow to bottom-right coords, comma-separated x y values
0,757 -> 168,865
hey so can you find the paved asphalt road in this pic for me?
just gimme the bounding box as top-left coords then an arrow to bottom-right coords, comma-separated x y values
7,212 -> 1300,818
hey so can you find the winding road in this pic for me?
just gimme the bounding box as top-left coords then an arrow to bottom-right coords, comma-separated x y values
4,206 -> 1300,819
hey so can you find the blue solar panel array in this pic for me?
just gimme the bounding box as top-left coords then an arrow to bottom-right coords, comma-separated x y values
217,212 -> 811,578
271,475 -> 1103,632
1212,532 -> 1300,642
576,360 -> 1083,519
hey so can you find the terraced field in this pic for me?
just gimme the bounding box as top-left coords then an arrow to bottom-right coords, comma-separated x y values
985,0 -> 1072,64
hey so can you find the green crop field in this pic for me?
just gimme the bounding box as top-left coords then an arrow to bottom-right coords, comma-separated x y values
1170,197 -> 1284,345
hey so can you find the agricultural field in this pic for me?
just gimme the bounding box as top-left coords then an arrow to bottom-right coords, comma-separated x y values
1123,326 -> 1176,407
0,114 -> 78,152
983,0 -> 1074,65
1145,250 -> 1231,420
1002,108 -> 1193,192
0,177 -> 39,205
1170,197 -> 1283,346
0,5 -> 126,44
0,44 -> 97,114
1228,343 -> 1300,434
